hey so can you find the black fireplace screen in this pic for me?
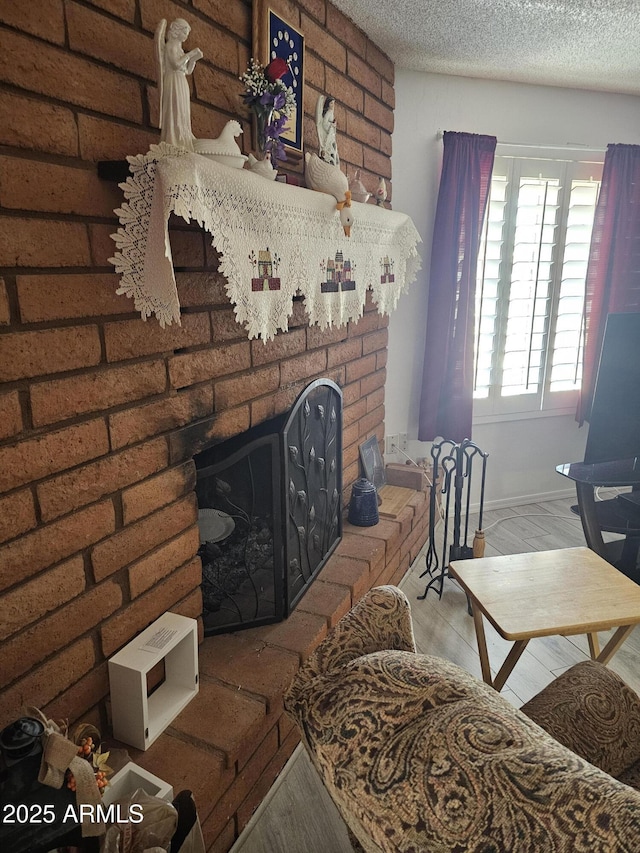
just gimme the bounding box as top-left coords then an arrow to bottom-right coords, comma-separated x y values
195,379 -> 343,635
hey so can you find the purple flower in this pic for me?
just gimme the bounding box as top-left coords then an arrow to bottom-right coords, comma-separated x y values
272,137 -> 287,163
270,114 -> 287,134
272,91 -> 286,111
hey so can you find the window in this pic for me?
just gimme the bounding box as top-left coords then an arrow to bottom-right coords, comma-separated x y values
474,151 -> 603,419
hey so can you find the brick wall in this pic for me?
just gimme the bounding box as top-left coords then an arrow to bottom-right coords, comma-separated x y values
0,0 -> 394,737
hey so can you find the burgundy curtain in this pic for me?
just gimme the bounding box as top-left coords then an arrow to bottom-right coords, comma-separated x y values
418,131 -> 496,442
577,143 -> 640,424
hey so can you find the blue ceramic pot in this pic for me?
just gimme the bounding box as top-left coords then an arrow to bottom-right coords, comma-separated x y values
348,478 -> 379,526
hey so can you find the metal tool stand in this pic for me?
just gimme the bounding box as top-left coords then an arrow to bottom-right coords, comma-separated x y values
418,437 -> 488,602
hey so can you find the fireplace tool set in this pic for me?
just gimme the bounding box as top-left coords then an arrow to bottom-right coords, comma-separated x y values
418,437 -> 488,602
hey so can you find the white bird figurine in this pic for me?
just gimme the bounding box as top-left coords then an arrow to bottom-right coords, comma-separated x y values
305,152 -> 353,236
349,169 -> 370,204
375,176 -> 387,207
336,192 -> 353,237
305,152 -> 348,200
196,120 -> 243,154
246,152 -> 277,180
194,120 -> 248,168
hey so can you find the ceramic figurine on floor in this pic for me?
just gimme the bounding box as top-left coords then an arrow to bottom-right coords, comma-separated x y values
375,176 -> 387,207
316,94 -> 339,166
155,18 -> 203,150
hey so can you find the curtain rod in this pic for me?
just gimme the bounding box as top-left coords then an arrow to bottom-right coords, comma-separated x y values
435,131 -> 606,153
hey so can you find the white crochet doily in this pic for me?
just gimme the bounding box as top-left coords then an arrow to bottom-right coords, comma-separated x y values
109,143 -> 422,340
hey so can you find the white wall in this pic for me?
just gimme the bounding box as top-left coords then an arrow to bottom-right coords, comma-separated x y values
389,71 -> 640,506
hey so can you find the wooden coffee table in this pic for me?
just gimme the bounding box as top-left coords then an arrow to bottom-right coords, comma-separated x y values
449,547 -> 640,691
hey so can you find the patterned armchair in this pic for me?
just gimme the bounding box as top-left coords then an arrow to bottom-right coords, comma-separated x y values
284,585 -> 640,853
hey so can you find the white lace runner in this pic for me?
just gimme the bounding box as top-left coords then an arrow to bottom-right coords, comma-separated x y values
109,143 -> 422,340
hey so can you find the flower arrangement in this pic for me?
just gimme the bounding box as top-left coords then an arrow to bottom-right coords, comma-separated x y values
240,57 -> 296,167
64,723 -> 113,795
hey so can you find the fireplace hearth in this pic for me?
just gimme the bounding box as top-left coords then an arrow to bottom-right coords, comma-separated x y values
194,379 -> 343,635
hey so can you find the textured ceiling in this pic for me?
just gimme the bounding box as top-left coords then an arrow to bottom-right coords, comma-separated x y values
332,0 -> 640,95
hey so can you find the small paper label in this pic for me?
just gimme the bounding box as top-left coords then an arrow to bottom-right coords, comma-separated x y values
141,627 -> 178,652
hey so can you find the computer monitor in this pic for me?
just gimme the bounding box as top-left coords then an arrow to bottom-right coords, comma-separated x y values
584,312 -> 640,465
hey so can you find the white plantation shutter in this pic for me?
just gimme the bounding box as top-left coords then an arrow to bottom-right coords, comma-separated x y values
503,175 -> 559,397
474,153 -> 602,418
475,176 -> 507,399
549,179 -> 601,394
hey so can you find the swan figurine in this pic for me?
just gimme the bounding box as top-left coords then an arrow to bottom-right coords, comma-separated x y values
305,151 -> 348,200
194,120 -> 248,169
305,152 -> 353,236
246,152 -> 278,181
336,192 -> 353,237
349,169 -> 370,204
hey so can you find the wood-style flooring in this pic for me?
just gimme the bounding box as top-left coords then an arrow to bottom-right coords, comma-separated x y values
231,495 -> 640,853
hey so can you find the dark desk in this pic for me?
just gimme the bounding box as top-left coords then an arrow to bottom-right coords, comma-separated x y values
556,458 -> 640,580
0,782 -> 90,853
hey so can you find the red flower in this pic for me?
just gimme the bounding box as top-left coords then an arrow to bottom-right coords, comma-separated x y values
265,57 -> 288,82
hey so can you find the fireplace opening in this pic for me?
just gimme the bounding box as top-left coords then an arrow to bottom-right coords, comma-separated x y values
194,379 -> 343,635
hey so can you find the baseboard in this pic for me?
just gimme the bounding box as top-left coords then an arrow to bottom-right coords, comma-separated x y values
463,487 -> 577,514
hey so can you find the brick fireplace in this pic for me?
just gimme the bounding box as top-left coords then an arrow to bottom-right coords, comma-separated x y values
0,0 -> 414,849
194,378 -> 344,634
132,489 -> 430,852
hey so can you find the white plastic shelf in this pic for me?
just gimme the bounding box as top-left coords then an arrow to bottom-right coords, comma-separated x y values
108,611 -> 198,750
102,761 -> 173,805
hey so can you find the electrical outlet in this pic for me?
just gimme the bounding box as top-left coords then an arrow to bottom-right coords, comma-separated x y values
385,434 -> 399,455
399,433 -> 408,452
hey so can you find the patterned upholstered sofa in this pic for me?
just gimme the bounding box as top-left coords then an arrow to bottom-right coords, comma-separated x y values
284,585 -> 640,852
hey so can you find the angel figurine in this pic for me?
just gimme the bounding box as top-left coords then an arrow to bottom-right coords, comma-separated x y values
155,19 -> 203,150
315,94 -> 339,166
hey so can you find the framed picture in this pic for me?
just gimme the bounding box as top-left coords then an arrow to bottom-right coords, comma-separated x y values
359,436 -> 386,490
253,3 -> 304,152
